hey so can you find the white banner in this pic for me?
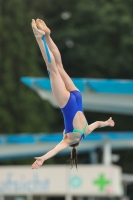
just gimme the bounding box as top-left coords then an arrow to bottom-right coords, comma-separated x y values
0,165 -> 123,196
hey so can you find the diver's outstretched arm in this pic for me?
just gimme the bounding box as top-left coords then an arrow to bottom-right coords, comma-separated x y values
85,117 -> 115,137
31,140 -> 69,169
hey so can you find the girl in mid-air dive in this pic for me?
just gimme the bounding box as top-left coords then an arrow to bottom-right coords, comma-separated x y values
31,19 -> 115,169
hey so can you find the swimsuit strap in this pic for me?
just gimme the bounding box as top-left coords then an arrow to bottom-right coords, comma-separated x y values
79,134 -> 85,141
73,121 -> 88,135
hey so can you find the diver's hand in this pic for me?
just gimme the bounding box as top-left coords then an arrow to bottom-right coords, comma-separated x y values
31,156 -> 44,169
31,19 -> 45,38
107,117 -> 115,127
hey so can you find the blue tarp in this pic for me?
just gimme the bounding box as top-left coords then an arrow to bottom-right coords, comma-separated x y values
21,77 -> 133,94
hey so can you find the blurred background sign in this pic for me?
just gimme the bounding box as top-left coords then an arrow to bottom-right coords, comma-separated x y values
0,165 -> 123,197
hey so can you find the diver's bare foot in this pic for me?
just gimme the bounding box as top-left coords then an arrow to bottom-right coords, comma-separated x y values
36,18 -> 51,35
31,19 -> 45,38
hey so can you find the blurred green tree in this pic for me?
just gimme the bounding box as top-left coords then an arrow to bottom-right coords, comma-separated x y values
0,0 -> 59,133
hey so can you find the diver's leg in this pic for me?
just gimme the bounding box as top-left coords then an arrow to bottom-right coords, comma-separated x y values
45,35 -> 79,92
38,38 -> 70,108
32,20 -> 69,108
36,19 -> 79,92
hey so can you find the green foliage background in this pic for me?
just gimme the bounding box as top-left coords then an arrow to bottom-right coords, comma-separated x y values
0,0 -> 133,172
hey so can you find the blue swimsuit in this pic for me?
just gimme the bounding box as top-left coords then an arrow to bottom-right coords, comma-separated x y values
61,90 -> 88,141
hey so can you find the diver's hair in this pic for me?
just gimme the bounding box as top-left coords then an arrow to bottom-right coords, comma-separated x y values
69,142 -> 79,169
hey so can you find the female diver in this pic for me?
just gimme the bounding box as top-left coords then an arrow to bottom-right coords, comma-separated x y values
31,19 -> 115,169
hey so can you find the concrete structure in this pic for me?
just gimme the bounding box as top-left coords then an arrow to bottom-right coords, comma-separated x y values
21,77 -> 133,115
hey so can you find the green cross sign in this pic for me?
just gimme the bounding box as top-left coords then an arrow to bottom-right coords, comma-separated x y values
93,173 -> 111,191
